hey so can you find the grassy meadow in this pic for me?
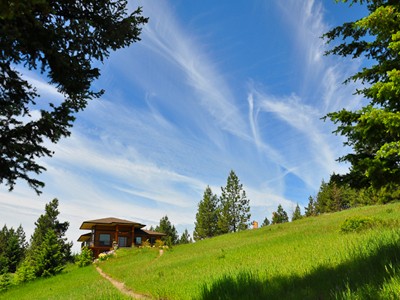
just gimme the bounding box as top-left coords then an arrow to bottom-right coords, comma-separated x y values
2,203 -> 400,299
0,263 -> 130,300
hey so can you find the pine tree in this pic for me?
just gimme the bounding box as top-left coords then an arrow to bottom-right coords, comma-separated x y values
271,204 -> 289,224
155,215 -> 178,246
323,1 -> 400,192
179,229 -> 192,244
218,170 -> 251,233
19,198 -> 71,278
304,196 -> 317,217
291,204 -> 302,221
34,230 -> 64,277
261,217 -> 270,227
29,198 -> 72,262
0,224 -> 27,273
194,186 -> 219,240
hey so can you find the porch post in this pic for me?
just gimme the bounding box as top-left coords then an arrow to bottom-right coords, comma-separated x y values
131,226 -> 135,247
115,225 -> 118,245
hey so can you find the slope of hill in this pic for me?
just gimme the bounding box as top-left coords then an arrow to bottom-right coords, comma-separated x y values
99,203 -> 400,299
2,203 -> 400,299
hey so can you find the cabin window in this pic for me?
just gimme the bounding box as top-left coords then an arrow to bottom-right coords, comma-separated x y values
150,237 -> 156,244
99,234 -> 111,246
118,236 -> 128,247
135,237 -> 142,245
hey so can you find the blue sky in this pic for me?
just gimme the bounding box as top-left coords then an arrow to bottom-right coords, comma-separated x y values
0,0 -> 367,252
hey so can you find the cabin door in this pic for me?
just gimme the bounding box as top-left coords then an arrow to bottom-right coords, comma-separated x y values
118,236 -> 128,247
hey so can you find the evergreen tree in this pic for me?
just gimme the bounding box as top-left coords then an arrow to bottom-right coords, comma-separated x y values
261,217 -> 270,227
218,170 -> 251,233
323,1 -> 400,192
20,198 -> 71,278
29,198 -> 72,262
0,0 -> 148,194
179,229 -> 192,244
292,204 -> 302,221
0,224 -> 27,274
155,215 -> 178,246
34,230 -> 64,277
194,186 -> 219,241
271,204 -> 289,224
304,196 -> 317,217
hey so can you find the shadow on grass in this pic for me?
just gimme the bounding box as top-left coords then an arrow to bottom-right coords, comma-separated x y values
199,233 -> 400,300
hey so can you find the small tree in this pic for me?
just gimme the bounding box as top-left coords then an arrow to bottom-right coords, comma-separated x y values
291,204 -> 302,221
179,229 -> 192,244
155,215 -> 178,246
261,217 -> 270,227
75,247 -> 93,267
218,170 -> 251,233
34,230 -> 64,277
194,186 -> 219,240
271,204 -> 289,224
304,196 -> 317,217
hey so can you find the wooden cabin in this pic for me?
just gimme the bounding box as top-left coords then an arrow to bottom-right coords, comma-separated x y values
77,217 -> 165,258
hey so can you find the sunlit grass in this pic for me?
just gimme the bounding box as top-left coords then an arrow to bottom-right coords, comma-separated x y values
2,203 -> 400,299
99,203 -> 400,299
0,264 -> 130,300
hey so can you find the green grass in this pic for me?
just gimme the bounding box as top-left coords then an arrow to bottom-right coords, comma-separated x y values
99,203 -> 400,299
2,203 -> 400,299
0,264 -> 130,300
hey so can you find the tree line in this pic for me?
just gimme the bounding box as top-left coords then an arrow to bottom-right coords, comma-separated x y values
0,199 -> 71,290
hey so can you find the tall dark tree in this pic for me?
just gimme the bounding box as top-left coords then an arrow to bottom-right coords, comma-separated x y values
218,170 -> 251,233
155,215 -> 179,246
194,186 -> 219,241
291,204 -> 303,221
271,204 -> 289,225
28,199 -> 72,265
323,1 -> 400,194
0,0 -> 148,193
0,224 -> 27,274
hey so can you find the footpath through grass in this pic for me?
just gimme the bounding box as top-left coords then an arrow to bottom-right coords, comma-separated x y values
99,203 -> 400,299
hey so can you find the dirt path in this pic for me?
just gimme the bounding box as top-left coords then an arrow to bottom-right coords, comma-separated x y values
96,266 -> 151,299
96,249 -> 164,299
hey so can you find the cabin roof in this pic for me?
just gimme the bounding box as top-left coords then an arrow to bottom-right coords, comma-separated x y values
79,217 -> 146,230
77,233 -> 91,242
141,229 -> 166,236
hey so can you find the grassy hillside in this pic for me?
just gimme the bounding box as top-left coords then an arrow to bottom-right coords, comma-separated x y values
2,203 -> 400,299
100,203 -> 400,299
0,263 -> 130,300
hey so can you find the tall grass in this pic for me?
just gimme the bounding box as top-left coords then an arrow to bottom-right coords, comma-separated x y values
0,264 -> 130,300
2,203 -> 399,299
99,203 -> 400,299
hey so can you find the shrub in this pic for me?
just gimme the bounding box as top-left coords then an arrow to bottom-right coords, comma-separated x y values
14,258 -> 36,284
0,273 -> 12,292
340,216 -> 379,233
141,239 -> 151,248
97,251 -> 115,262
155,239 -> 164,248
75,247 -> 93,267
